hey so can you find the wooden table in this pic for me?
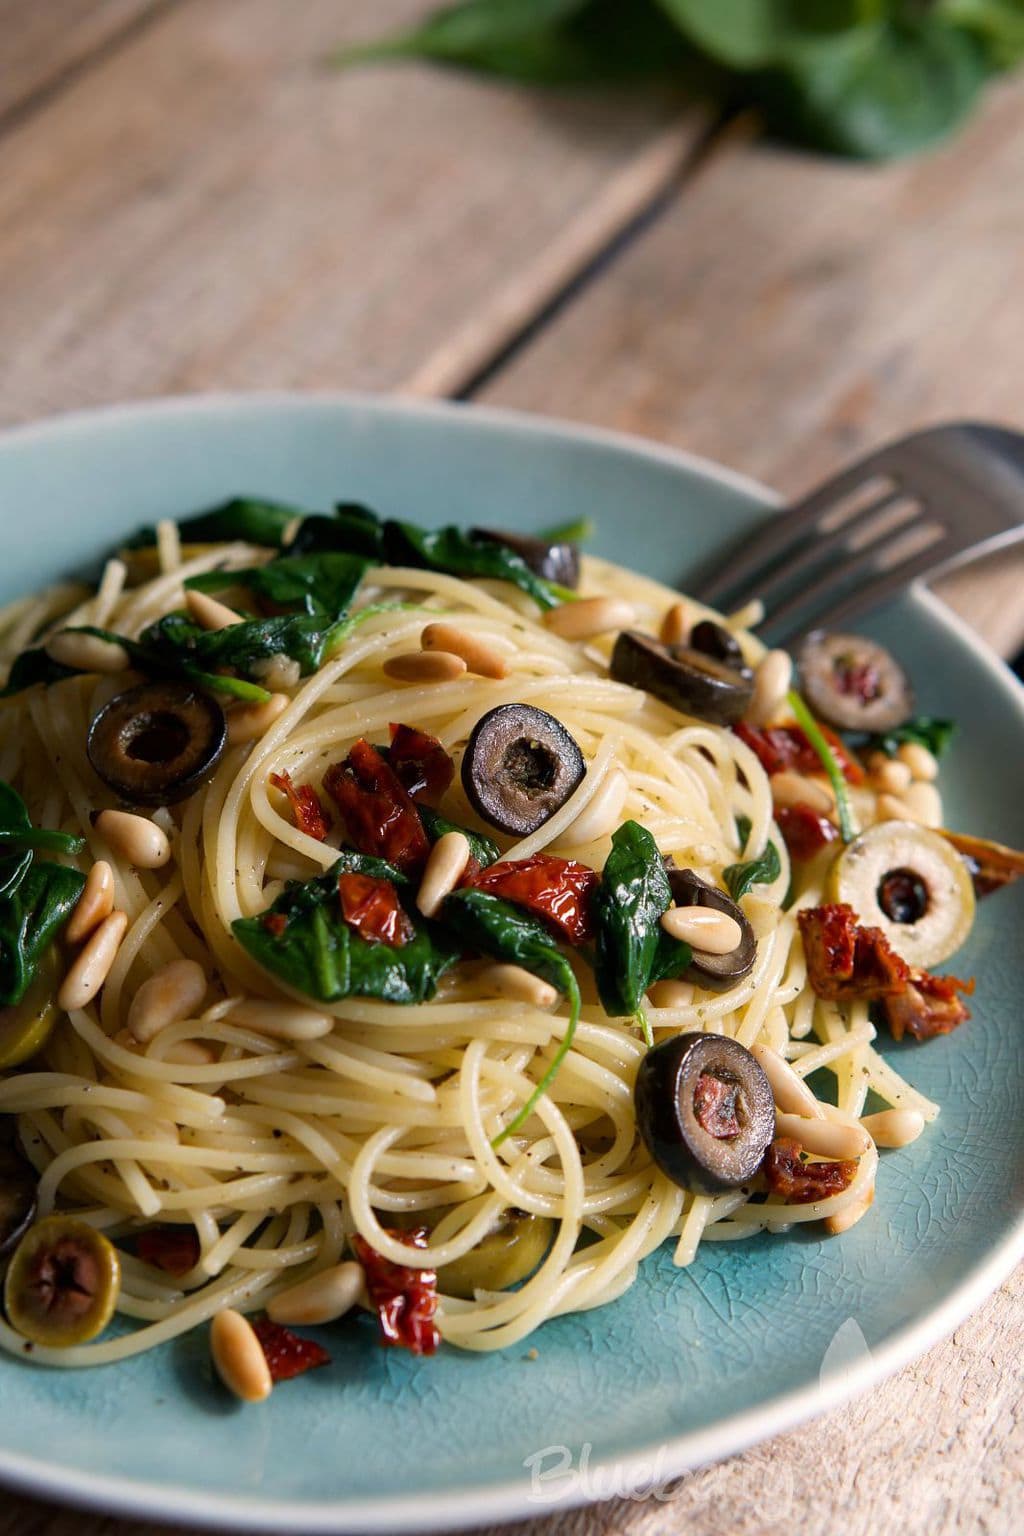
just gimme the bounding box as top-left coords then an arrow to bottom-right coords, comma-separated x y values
1,5 -> 1021,1534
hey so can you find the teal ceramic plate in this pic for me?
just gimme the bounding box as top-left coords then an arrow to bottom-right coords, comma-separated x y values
0,396 -> 1021,1531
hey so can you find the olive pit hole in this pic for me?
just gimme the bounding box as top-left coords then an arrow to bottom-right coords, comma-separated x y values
877,868 -> 930,925
502,737 -> 558,796
122,712 -> 191,765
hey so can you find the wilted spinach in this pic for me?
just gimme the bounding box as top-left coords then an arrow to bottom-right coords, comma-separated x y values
129,497 -> 311,551
442,887 -> 582,1145
335,0 -> 1022,160
418,805 -> 500,868
865,715 -> 956,760
234,853 -> 460,1005
591,820 -> 691,1018
723,814 -> 782,901
0,781 -> 85,1007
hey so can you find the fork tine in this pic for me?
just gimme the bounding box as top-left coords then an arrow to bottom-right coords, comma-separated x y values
697,449 -> 903,609
762,520 -> 953,644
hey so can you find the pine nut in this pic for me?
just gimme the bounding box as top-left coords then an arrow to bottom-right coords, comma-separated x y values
770,771 -> 834,815
417,831 -> 471,918
210,1309 -> 272,1403
774,1111 -> 872,1160
251,653 -> 302,691
726,598 -> 765,630
185,589 -> 243,631
647,980 -> 695,1008
267,1261 -> 365,1327
420,622 -> 508,680
127,958 -> 208,1044
825,1187 -> 874,1236
875,792 -> 911,823
66,861 -> 115,944
542,595 -> 635,642
902,781 -> 942,829
659,601 -> 692,647
226,693 -> 289,746
562,767 -> 628,845
383,651 -> 467,683
96,809 -> 171,869
897,741 -> 939,782
661,905 -> 743,955
750,1042 -> 825,1119
57,910 -> 129,1010
861,1108 -> 925,1148
873,758 -> 913,794
226,999 -> 333,1040
162,1039 -> 218,1066
45,629 -> 130,674
480,964 -> 558,1009
745,649 -> 793,726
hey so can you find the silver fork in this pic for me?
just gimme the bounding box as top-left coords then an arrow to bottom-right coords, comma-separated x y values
697,422 -> 1024,646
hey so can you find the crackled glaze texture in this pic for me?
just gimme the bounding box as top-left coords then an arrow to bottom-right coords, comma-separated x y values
0,397 -> 1020,1531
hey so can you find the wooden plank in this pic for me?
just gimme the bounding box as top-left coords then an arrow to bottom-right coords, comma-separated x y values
0,0 -> 165,122
0,0 -> 704,428
480,79 -> 1024,658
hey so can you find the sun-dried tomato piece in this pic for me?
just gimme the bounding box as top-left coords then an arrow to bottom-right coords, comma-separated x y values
883,968 -> 974,1042
252,1318 -> 331,1382
323,739 -> 430,876
387,723 -> 454,806
776,803 -> 840,862
337,871 -> 414,948
351,1227 -> 440,1356
136,1226 -> 200,1277
735,722 -> 864,785
269,770 -> 331,842
798,903 -> 910,1002
693,1073 -> 740,1139
262,910 -> 288,937
463,853 -> 599,945
764,1137 -> 858,1203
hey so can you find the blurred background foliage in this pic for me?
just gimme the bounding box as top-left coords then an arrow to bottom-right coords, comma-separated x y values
336,0 -> 1024,159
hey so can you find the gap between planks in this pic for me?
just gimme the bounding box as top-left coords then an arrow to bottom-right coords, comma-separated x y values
399,112 -> 756,403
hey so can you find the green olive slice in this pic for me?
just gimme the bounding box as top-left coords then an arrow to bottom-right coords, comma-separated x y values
0,950 -> 61,1071
438,1209 -> 553,1299
4,1215 -> 121,1347
828,820 -> 975,967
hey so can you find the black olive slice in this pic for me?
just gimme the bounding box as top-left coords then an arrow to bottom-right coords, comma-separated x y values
461,703 -> 586,836
797,630 -> 914,732
635,1032 -> 775,1195
666,868 -> 757,992
0,1136 -> 37,1259
88,682 -> 227,806
689,619 -> 749,675
610,631 -> 754,727
472,528 -> 580,590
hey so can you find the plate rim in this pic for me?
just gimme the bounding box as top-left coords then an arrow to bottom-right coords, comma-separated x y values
0,390 -> 1020,1533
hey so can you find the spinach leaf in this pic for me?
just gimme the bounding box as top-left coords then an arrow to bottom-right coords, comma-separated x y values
128,497 -> 310,551
381,522 -> 561,610
185,552 -> 370,620
723,814 -> 782,901
233,857 -> 459,1005
0,849 -> 33,904
441,887 -> 582,1145
0,858 -> 85,1007
140,611 -> 348,682
591,820 -> 690,1016
418,805 -> 500,868
286,505 -> 387,560
0,781 -> 84,858
1,625 -> 272,704
941,0 -> 1024,67
865,715 -> 957,760
2,647 -> 77,696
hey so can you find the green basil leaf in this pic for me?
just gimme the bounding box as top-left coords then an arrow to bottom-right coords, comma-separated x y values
591,820 -> 689,1016
233,858 -> 458,1005
418,806 -> 500,869
128,497 -> 310,551
723,813 -> 782,900
0,859 -> 85,1007
865,715 -> 957,760
657,0 -> 875,71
